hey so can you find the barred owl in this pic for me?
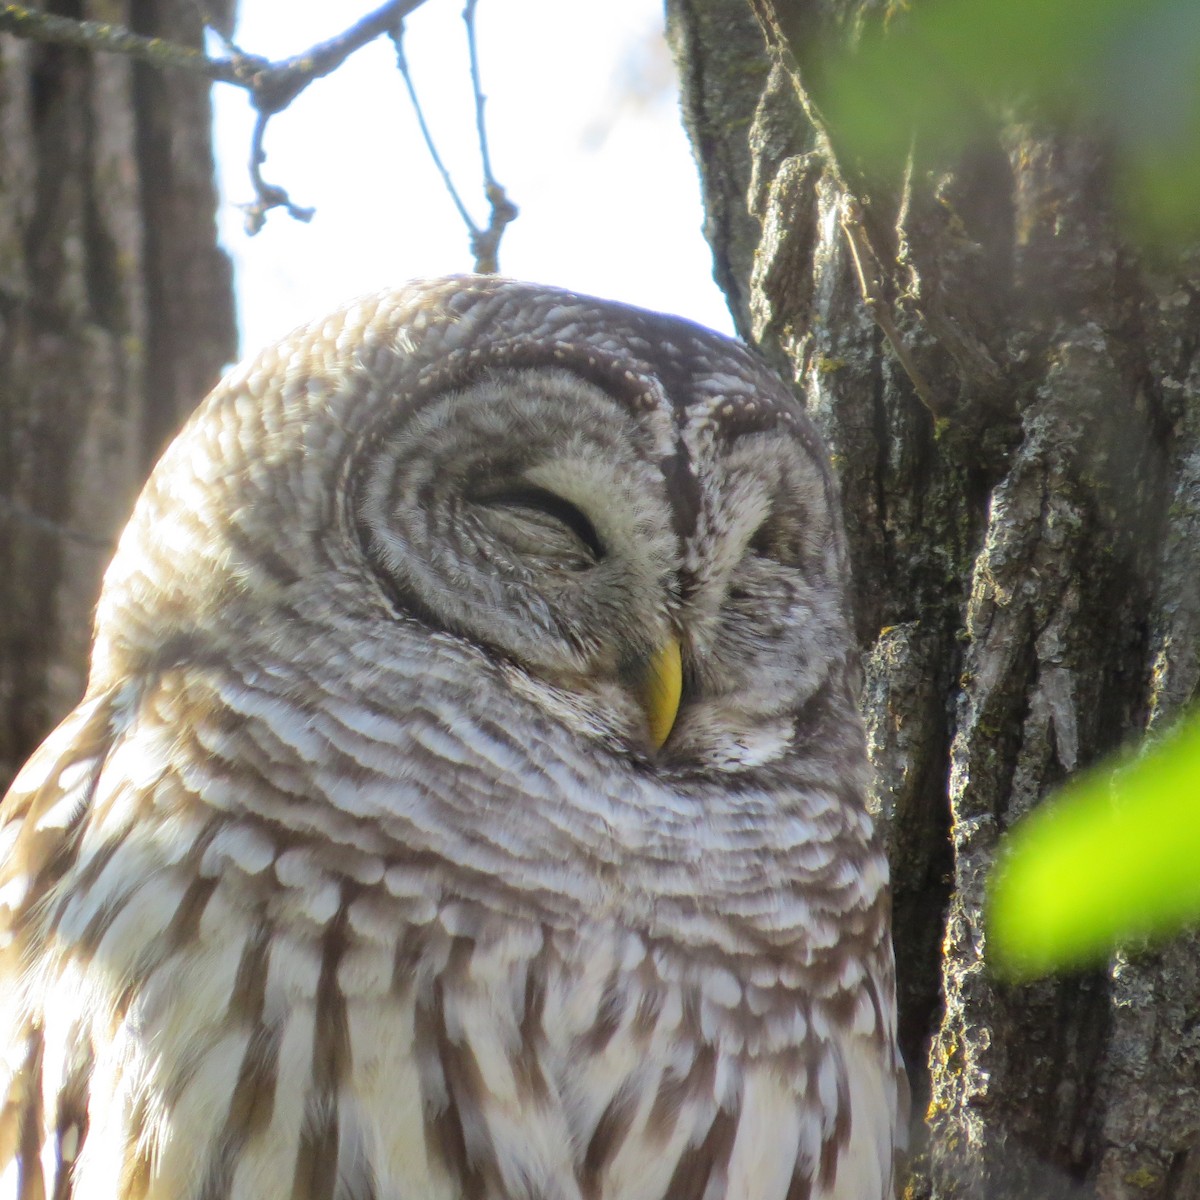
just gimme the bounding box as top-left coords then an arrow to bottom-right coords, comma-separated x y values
0,276 -> 905,1200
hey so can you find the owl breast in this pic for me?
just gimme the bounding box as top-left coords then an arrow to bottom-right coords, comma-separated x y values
6,650 -> 895,1200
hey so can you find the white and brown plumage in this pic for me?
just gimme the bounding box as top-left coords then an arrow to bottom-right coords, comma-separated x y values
0,276 -> 905,1200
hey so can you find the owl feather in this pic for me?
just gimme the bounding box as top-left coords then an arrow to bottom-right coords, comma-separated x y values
0,277 -> 905,1200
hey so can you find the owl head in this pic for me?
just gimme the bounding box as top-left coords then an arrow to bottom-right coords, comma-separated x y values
90,276 -> 860,779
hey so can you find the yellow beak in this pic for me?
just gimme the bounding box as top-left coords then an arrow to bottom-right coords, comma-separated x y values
640,638 -> 683,750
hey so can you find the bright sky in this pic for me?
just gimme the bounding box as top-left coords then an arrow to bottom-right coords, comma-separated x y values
212,0 -> 735,358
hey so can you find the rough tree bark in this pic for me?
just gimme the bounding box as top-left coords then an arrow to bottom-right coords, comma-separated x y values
0,0 -> 236,787
669,2 -> 1200,1197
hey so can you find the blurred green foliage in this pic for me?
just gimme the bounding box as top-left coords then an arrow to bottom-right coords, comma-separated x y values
822,0 -> 1200,973
987,712 -> 1200,979
824,0 -> 1200,244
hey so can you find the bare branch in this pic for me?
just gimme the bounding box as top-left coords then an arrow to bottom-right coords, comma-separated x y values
231,0 -> 429,232
242,0 -> 427,115
1,0 -> 519,245
0,3 -> 233,79
0,1 -> 427,93
0,1 -> 432,233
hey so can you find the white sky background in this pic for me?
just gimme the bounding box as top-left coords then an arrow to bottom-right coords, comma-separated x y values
212,0 -> 736,359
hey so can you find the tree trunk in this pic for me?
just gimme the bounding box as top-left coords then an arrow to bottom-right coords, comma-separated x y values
668,2 -> 1200,1197
0,0 -> 236,786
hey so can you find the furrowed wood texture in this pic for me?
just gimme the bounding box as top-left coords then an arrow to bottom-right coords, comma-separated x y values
0,0 -> 235,787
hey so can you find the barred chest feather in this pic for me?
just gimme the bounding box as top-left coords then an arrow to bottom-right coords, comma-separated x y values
0,672 -> 902,1200
4,856 -> 897,1200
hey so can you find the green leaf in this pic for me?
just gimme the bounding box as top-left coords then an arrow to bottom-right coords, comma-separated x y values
822,0 -> 1200,245
987,711 -> 1200,979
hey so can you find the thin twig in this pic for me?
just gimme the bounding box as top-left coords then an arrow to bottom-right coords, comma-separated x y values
464,0 -> 493,187
241,110 -> 315,235
2,0 -> 519,247
388,1 -> 517,273
390,19 -> 478,235
462,0 -> 517,273
840,198 -> 945,417
0,1 -> 428,98
232,0 -> 430,231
